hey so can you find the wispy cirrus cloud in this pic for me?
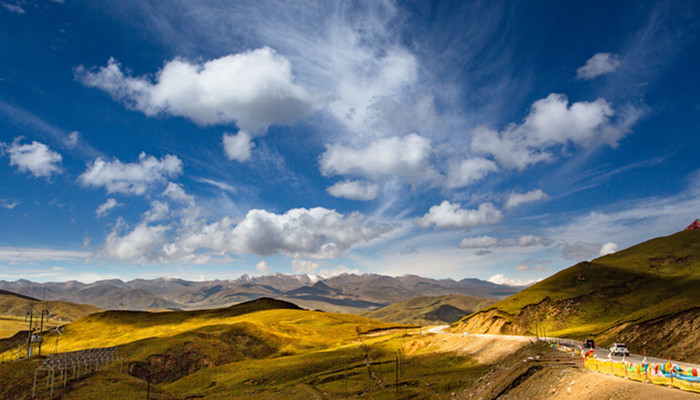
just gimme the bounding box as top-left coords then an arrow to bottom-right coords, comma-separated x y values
415,201 -> 502,230
505,189 -> 548,210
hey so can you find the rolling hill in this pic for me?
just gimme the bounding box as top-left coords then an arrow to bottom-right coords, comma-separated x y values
453,229 -> 700,362
362,294 -> 496,325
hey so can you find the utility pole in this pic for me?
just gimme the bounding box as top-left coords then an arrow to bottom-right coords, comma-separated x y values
37,301 -> 49,356
26,305 -> 34,358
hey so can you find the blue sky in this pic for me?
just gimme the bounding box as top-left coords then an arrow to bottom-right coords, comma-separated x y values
0,0 -> 699,284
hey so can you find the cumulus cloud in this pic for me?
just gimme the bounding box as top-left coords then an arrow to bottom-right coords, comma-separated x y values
256,260 -> 271,274
95,198 -> 122,218
487,273 -> 536,286
113,206 -> 396,263
78,152 -> 182,195
104,220 -> 170,262
224,207 -> 393,258
415,201 -> 502,230
319,133 -> 436,184
445,157 -> 499,188
3,138 -> 62,178
505,189 -> 548,210
75,48 -> 315,132
599,242 -> 619,256
472,94 -> 630,170
292,259 -> 320,275
458,235 -> 502,249
576,52 -> 621,80
222,131 -> 255,162
561,242 -> 599,261
326,180 -> 380,201
516,235 -> 546,247
163,182 -> 194,205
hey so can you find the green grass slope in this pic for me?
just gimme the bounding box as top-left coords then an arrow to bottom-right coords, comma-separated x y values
362,294 -> 495,325
454,229 -> 700,362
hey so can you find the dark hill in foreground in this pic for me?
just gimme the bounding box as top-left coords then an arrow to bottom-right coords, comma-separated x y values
454,229 -> 700,363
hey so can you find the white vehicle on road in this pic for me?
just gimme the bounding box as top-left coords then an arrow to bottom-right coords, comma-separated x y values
609,343 -> 630,356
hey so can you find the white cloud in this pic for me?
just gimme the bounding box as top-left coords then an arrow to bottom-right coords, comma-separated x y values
142,200 -> 170,223
0,198 -> 19,209
458,235 -> 501,249
78,152 -> 182,195
222,131 -> 255,162
1,3 -> 25,13
445,157 -> 499,188
505,189 -> 548,210
104,220 -> 170,262
163,182 -> 194,205
225,208 -> 392,258
256,260 -> 271,274
599,242 -> 619,256
320,133 -> 436,184
487,273 -> 536,286
76,48 -> 315,132
415,201 -> 502,230
318,265 -> 359,278
326,180 -> 380,201
576,52 -> 621,80
147,206 -> 395,263
516,235 -> 545,247
4,138 -> 62,178
292,259 -> 320,275
326,46 -> 419,134
472,94 -> 630,170
65,131 -> 80,148
96,198 -> 122,218
0,247 -> 89,263
194,177 -> 236,193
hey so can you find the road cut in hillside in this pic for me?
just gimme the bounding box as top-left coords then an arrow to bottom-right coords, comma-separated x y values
425,326 -> 700,400
420,325 -> 532,364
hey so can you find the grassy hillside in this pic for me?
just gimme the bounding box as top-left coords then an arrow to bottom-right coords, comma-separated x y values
0,297 -> 496,399
5,298 -> 401,362
0,290 -> 102,339
362,294 -> 495,325
454,229 -> 700,361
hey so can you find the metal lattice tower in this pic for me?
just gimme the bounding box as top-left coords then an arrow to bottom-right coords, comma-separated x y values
32,346 -> 123,398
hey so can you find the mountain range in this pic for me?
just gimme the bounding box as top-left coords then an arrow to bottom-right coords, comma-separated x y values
0,273 -> 523,314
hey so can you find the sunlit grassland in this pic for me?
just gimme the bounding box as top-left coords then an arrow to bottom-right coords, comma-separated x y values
35,307 -> 399,358
163,332 -> 486,400
1,299 -> 488,400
